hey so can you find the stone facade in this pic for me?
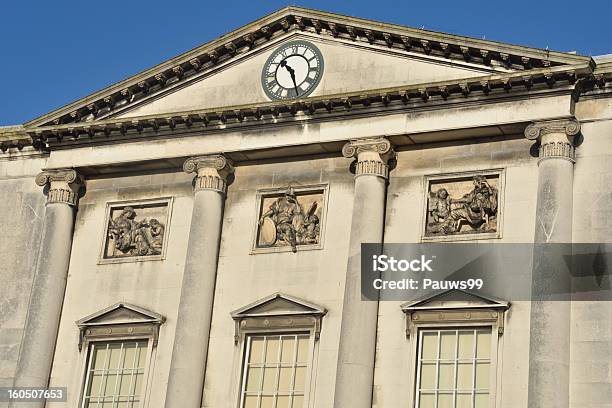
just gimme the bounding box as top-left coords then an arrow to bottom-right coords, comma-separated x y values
1,6 -> 612,408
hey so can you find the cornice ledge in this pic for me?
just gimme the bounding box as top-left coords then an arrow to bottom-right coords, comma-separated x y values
20,63 -> 591,152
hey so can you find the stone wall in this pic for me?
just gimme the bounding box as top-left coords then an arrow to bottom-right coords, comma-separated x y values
0,156 -> 47,408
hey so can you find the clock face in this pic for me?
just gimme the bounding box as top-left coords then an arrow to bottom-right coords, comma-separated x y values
261,40 -> 324,100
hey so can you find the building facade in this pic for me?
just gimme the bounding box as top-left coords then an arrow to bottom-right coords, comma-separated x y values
1,7 -> 611,408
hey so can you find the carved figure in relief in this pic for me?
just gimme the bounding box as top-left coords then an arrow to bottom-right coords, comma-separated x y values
258,187 -> 321,252
427,176 -> 498,235
107,207 -> 165,256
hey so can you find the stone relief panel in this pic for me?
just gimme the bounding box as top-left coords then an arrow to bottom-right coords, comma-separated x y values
100,198 -> 172,263
253,185 -> 328,253
423,171 -> 503,241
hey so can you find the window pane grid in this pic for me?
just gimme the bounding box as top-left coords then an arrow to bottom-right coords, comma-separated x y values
241,334 -> 309,408
82,341 -> 147,408
416,329 -> 491,408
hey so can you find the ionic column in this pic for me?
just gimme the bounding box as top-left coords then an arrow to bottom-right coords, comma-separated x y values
524,118 -> 580,408
334,138 -> 394,408
164,155 -> 234,408
11,169 -> 83,408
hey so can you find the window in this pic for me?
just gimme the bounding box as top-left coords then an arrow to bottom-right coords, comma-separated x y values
240,334 -> 310,408
75,303 -> 165,408
401,289 -> 510,408
231,293 -> 327,408
416,329 -> 492,408
82,341 -> 148,408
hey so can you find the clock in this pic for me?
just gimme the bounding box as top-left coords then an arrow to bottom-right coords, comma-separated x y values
261,40 -> 324,100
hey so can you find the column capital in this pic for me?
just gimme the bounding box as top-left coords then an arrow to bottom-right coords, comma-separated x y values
525,118 -> 580,163
183,154 -> 234,194
342,137 -> 395,179
524,118 -> 581,140
35,168 -> 83,206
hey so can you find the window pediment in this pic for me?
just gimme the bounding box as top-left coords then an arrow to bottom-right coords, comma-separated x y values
231,293 -> 327,343
76,303 -> 165,350
401,289 -> 510,337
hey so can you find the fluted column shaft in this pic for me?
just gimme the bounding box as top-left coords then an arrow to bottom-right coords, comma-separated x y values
525,118 -> 580,408
334,138 -> 394,408
11,169 -> 82,408
164,155 -> 233,408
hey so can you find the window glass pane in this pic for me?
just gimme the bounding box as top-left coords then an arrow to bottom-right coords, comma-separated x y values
245,367 -> 262,392
457,363 -> 473,390
262,367 -> 277,392
475,362 -> 490,389
124,345 -> 137,367
437,393 -> 453,408
456,393 -> 472,408
87,373 -> 103,397
243,395 -> 258,408
249,338 -> 265,363
419,392 -> 435,408
281,337 -> 296,364
296,336 -> 309,363
137,344 -> 147,368
458,331 -> 474,359
421,332 -> 438,359
276,395 -> 290,408
260,395 -> 274,408
292,395 -> 304,408
108,343 -> 123,368
419,362 -> 436,390
265,337 -> 280,363
92,346 -> 107,368
103,372 -> 118,396
438,362 -> 454,390
439,332 -> 456,359
133,372 -> 144,396
476,331 -> 491,359
118,372 -> 132,395
278,367 -> 293,392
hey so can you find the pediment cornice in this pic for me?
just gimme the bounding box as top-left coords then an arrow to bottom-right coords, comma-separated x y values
18,62 -> 600,151
24,6 -> 594,129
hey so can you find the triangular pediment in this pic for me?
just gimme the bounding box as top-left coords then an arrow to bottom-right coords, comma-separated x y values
401,289 -> 509,311
76,302 -> 165,327
231,293 -> 327,319
113,34 -> 502,119
25,6 -> 592,128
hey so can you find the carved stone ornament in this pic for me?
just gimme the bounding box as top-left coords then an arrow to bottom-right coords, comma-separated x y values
342,137 -> 395,178
423,172 -> 503,240
35,168 -> 83,206
183,154 -> 234,194
254,185 -> 327,253
524,118 -> 581,162
101,198 -> 172,262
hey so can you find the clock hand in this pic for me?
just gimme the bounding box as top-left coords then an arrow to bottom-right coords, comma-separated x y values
281,60 -> 299,96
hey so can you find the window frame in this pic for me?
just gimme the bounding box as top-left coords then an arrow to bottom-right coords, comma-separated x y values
80,338 -> 153,408
402,291 -> 509,408
414,327 -> 495,408
238,332 -> 315,408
